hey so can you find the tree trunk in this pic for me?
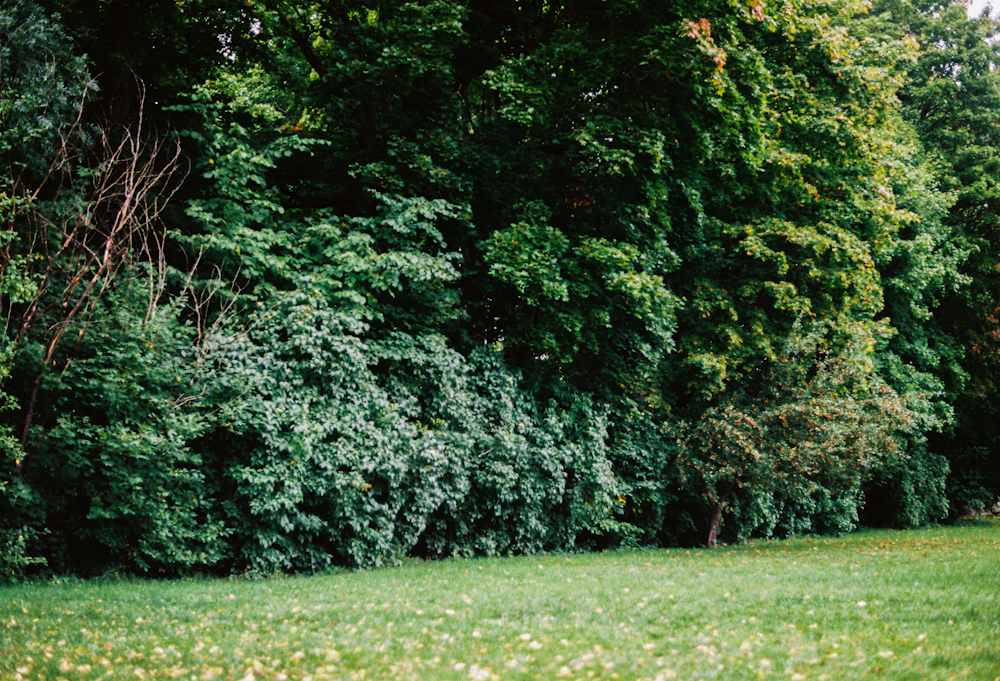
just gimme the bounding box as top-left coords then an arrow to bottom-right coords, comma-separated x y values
705,487 -> 732,548
706,499 -> 723,548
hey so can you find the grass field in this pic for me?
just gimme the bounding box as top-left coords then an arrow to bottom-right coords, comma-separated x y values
2,521 -> 999,681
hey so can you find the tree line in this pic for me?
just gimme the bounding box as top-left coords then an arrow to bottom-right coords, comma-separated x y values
2,0 -> 998,579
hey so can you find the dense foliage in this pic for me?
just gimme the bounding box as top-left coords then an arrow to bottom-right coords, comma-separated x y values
2,0 -> 998,579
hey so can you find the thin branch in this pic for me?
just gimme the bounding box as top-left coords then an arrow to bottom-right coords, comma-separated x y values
275,4 -> 328,79
11,88 -> 185,467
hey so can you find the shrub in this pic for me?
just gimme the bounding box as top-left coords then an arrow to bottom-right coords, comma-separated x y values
677,323 -> 923,547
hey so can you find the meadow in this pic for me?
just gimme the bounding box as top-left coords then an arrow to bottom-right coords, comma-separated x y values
2,521 -> 999,681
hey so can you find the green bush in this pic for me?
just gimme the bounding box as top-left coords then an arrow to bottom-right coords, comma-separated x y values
677,323 -> 924,547
210,291 -> 640,573
14,282 -> 228,574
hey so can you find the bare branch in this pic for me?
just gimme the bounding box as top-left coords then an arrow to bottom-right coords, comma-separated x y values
7,87 -> 186,464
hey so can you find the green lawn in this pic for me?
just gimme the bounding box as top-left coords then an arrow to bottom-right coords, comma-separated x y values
2,521 -> 999,681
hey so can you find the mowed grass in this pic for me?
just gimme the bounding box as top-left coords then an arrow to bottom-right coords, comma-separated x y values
2,521 -> 999,681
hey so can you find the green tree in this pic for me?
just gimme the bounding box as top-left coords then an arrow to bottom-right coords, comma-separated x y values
678,323 -> 924,547
161,0 -> 971,557
1,0 -> 223,577
3,0 -> 989,577
32,0 -> 257,125
870,0 -> 1000,517
1,0 -> 98,578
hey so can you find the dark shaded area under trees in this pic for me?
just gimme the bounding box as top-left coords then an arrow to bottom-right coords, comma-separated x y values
2,0 -> 998,579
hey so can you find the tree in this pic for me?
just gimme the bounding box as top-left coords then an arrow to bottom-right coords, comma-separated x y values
678,324 -> 922,547
2,0 -> 990,577
124,0 -> 972,559
31,0 -> 257,125
1,0 -> 219,576
1,0 -> 99,578
871,0 -> 1000,516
